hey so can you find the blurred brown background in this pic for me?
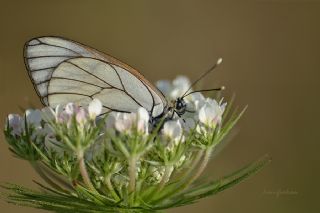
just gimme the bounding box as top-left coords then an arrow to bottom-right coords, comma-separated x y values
0,0 -> 319,212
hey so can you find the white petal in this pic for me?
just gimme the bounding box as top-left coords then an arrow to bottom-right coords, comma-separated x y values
65,103 -> 77,115
76,108 -> 88,124
163,120 -> 182,140
170,76 -> 191,99
137,107 -> 149,133
25,109 -> 42,127
155,80 -> 172,96
88,98 -> 102,118
172,76 -> 191,90
137,107 -> 149,122
7,114 -> 23,135
115,112 -> 134,132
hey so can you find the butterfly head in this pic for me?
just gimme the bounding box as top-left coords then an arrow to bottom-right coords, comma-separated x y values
174,97 -> 187,117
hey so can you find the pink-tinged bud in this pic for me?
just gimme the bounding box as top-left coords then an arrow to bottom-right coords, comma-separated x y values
7,114 -> 23,136
76,108 -> 88,124
137,107 -> 149,133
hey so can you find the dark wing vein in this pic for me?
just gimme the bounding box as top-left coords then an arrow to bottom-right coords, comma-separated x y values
66,61 -> 112,87
108,63 -> 144,108
33,41 -> 81,55
50,77 -> 112,89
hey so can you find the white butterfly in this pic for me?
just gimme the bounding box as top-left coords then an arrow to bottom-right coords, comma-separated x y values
24,36 -> 222,123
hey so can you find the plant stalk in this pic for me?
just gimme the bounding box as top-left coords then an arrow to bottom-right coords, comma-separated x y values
77,151 -> 96,192
105,175 -> 120,201
128,156 -> 137,193
186,147 -> 212,186
158,165 -> 173,192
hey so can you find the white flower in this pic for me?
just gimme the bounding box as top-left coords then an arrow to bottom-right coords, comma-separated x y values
65,103 -> 78,115
156,76 -> 191,100
113,107 -> 150,134
191,93 -> 206,110
25,109 -> 42,128
198,98 -> 226,128
170,76 -> 191,99
7,114 -> 23,136
156,80 -> 172,96
75,108 -> 88,125
163,120 -> 183,143
136,107 -> 149,133
183,117 -> 196,131
88,99 -> 102,119
56,106 -> 71,124
114,113 -> 135,133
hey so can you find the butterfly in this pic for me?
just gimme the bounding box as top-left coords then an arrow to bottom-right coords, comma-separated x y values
24,36 -> 222,124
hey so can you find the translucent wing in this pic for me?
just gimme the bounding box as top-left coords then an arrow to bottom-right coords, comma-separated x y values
24,37 -> 107,105
24,36 -> 167,117
48,57 -> 166,117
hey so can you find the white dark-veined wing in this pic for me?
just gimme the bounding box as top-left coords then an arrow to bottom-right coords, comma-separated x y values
24,36 -> 167,117
24,36 -> 113,105
47,57 -> 166,117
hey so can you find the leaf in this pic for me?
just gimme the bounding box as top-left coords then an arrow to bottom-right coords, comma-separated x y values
155,154 -> 271,209
0,183 -> 146,213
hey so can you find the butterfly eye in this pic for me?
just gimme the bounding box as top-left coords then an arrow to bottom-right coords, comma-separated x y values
175,99 -> 187,115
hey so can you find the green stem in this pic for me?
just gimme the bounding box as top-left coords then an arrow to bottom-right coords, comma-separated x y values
185,148 -> 212,186
151,148 -> 212,204
181,149 -> 204,182
105,175 -> 120,201
158,165 -> 173,192
128,156 -> 137,193
77,151 -> 96,192
128,156 -> 137,206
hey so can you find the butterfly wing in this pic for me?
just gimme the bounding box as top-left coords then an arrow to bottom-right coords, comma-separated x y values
24,36 -> 167,117
48,57 -> 166,117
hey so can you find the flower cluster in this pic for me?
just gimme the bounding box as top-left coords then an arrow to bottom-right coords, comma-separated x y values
2,76 -> 268,212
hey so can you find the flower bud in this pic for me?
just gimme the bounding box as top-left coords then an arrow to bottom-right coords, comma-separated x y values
163,120 -> 183,142
25,109 -> 42,128
7,114 -> 23,136
137,107 -> 149,133
88,99 -> 102,119
198,98 -> 226,128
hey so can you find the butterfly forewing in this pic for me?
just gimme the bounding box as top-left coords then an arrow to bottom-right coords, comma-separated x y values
24,37 -> 105,105
24,36 -> 167,118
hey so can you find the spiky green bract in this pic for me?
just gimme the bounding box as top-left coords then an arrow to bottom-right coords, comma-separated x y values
0,155 -> 270,212
2,102 -> 270,212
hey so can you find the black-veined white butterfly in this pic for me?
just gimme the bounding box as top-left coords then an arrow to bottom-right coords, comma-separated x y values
24,36 -> 222,124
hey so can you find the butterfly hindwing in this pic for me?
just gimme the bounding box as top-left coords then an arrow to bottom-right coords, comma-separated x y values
48,57 -> 165,116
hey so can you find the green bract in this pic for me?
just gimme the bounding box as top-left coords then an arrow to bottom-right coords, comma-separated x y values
1,77 -> 270,212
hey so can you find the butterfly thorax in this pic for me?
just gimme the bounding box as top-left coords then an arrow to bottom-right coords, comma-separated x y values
150,97 -> 187,127
173,97 -> 187,117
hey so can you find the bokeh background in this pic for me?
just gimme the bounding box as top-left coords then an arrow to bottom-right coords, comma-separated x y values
0,1 -> 319,212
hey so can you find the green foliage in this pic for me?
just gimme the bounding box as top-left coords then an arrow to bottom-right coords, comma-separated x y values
2,103 -> 270,212
1,154 -> 269,212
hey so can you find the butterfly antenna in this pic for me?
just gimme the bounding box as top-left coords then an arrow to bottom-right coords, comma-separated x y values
182,58 -> 223,97
182,86 -> 225,98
